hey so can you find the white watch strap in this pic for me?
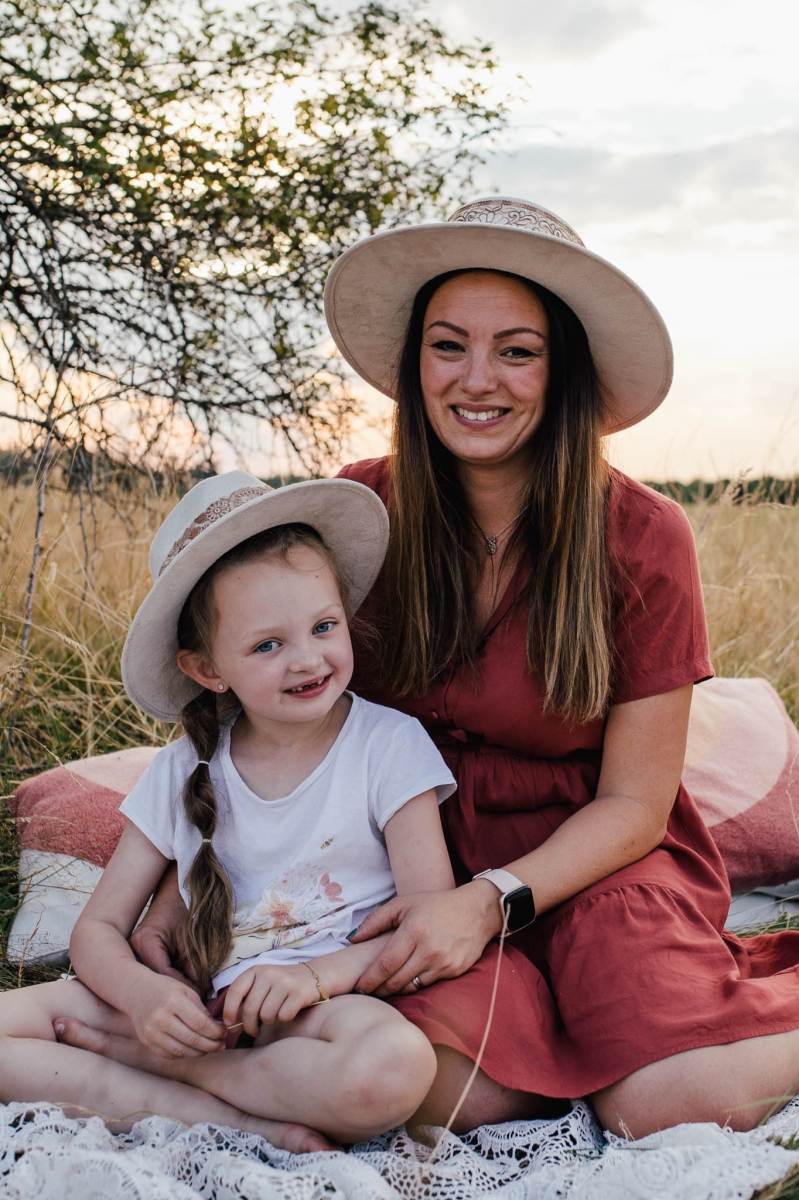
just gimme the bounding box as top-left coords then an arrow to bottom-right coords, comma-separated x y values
473,868 -> 527,898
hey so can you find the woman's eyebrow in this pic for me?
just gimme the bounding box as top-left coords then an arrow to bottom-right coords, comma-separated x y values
426,320 -> 469,336
493,326 -> 547,340
425,320 -> 547,340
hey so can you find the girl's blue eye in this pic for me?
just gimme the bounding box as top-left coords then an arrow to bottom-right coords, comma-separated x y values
255,639 -> 279,654
432,339 -> 464,353
313,620 -> 336,635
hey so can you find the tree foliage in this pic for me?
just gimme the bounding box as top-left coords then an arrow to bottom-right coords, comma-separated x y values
0,0 -> 505,473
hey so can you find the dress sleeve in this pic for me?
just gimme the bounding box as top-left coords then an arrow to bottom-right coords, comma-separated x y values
609,479 -> 714,705
367,714 -> 457,831
336,457 -> 390,503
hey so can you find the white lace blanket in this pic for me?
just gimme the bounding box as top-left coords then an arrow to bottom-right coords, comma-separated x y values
2,1097 -> 799,1200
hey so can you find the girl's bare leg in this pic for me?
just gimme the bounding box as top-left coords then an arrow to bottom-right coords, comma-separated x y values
0,980 -> 329,1151
592,1029 -> 799,1138
57,994 -> 437,1142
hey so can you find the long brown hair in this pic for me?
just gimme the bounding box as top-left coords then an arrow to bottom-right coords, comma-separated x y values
380,269 -> 613,726
176,523 -> 346,989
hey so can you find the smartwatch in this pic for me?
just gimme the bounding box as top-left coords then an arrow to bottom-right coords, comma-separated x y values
473,868 -> 537,934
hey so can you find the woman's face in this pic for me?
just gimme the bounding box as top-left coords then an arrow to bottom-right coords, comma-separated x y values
419,271 -> 550,470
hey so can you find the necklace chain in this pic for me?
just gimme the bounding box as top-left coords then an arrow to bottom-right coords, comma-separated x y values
473,512 -> 522,556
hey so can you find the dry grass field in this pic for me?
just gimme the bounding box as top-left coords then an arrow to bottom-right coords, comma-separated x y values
0,476 -> 179,981
1,475 -> 180,768
687,498 -> 799,725
2,472 -> 796,781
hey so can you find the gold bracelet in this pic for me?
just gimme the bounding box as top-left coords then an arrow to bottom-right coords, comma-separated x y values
301,960 -> 330,1004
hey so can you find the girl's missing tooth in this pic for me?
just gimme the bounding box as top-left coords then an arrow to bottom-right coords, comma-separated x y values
0,472 -> 456,1151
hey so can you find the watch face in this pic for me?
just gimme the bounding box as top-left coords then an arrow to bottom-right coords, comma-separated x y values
502,885 -> 536,933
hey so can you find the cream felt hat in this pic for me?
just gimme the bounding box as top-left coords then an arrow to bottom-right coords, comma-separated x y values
324,197 -> 673,433
122,471 -> 389,722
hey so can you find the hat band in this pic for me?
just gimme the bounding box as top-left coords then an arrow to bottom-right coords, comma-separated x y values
159,485 -> 269,576
448,198 -> 585,246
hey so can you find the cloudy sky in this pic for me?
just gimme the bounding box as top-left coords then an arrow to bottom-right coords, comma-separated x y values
342,0 -> 799,482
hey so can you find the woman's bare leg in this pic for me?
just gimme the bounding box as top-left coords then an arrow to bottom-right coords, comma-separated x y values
409,1045 -> 566,1134
56,994 -> 437,1142
0,980 -> 329,1151
592,1029 -> 799,1138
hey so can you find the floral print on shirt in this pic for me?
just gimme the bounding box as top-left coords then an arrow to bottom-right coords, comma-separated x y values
219,861 -> 347,969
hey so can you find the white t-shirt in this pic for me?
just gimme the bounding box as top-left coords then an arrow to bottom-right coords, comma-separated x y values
120,694 -> 456,991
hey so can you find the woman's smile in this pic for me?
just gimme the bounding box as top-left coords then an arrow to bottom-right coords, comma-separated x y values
452,403 -> 510,425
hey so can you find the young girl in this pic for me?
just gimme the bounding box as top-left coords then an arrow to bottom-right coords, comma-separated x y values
0,471 -> 456,1152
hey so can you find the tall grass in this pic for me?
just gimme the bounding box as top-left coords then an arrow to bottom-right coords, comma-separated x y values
1,475 -> 176,774
0,476 -> 176,983
688,498 -> 799,725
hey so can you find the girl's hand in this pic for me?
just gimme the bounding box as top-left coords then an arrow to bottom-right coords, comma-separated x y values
351,883 -> 502,997
222,965 -> 320,1036
127,973 -> 226,1057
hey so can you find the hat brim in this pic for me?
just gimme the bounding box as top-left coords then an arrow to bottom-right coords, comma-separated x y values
324,222 -> 673,433
122,479 -> 389,722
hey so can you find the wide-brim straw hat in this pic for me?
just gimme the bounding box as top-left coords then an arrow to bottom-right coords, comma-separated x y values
324,197 -> 673,433
122,471 -> 389,722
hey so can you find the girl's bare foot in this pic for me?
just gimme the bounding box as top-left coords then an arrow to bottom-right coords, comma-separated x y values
232,1110 -> 334,1154
54,1017 -> 332,1153
56,1017 -> 187,1077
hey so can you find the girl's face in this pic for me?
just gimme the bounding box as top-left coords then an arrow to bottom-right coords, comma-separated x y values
419,271 -> 550,470
179,545 -> 353,727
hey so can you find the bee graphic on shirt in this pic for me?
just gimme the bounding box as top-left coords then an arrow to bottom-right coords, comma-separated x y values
319,837 -> 335,850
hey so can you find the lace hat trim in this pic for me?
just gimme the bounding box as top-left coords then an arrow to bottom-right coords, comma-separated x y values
159,486 -> 269,576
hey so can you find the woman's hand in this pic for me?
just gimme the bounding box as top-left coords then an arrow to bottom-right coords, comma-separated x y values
222,965 -> 320,1036
350,883 -> 503,997
126,973 -> 226,1058
130,864 -> 199,992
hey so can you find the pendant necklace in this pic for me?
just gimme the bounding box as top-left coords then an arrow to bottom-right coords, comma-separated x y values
473,512 -> 522,556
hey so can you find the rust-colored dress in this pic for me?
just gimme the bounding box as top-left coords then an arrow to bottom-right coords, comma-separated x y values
339,456 -> 799,1099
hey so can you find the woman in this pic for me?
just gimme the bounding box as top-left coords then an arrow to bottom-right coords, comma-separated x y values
114,198 -> 799,1139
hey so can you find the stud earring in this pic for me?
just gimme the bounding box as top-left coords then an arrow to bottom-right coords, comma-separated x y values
217,683 -> 225,691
